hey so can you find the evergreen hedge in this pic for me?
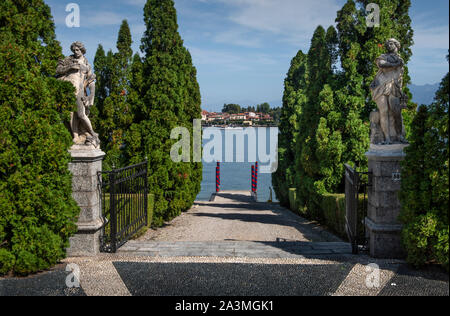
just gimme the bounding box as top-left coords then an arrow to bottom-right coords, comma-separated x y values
399,59 -> 449,270
288,189 -> 366,241
273,50 -> 307,206
0,0 -> 79,275
125,0 -> 202,227
276,0 -> 415,214
92,20 -> 135,171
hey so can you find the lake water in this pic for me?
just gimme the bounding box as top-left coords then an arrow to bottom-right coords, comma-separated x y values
196,127 -> 279,202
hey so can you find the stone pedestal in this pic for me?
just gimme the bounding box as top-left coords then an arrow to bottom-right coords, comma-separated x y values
66,146 -> 105,257
365,144 -> 408,259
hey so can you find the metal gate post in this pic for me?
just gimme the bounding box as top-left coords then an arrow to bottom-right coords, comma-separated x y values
144,160 -> 149,227
109,171 -> 117,254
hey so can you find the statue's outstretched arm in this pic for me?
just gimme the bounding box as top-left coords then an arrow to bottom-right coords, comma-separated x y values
377,57 -> 403,69
56,59 -> 80,76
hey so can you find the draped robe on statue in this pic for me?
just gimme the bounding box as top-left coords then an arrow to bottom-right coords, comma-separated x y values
370,53 -> 407,144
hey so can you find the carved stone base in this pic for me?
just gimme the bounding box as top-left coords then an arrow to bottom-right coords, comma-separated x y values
66,146 -> 105,257
366,218 -> 405,259
365,144 -> 408,259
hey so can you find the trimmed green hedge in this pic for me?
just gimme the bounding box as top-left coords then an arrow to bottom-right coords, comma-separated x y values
0,1 -> 80,276
147,193 -> 155,228
319,193 -> 347,238
399,103 -> 449,271
288,188 -> 366,241
288,188 -> 297,214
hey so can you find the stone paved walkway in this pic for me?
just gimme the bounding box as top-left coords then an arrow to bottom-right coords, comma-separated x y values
2,191 -> 447,296
119,241 -> 353,258
131,191 -> 345,259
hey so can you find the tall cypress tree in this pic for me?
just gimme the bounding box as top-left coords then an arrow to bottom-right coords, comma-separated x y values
93,20 -> 134,170
295,26 -> 337,211
335,2 -> 370,171
281,0 -> 414,218
132,0 -> 202,226
92,45 -> 107,124
181,49 -> 203,209
311,26 -> 346,195
0,0 -> 79,275
273,50 -> 307,206
313,84 -> 345,195
123,53 -> 145,165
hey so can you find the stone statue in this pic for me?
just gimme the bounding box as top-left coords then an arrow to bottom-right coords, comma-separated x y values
57,41 -> 100,149
369,38 -> 408,145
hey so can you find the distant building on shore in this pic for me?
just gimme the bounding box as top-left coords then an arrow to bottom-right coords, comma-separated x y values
201,110 -> 274,124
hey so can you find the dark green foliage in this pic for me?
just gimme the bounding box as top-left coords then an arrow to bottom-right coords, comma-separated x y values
126,0 -> 202,226
222,104 -> 242,114
309,193 -> 366,241
334,3 -> 371,173
287,189 -> 366,241
269,107 -> 282,125
256,102 -> 271,114
305,26 -> 332,100
273,50 -> 307,206
294,26 -> 345,210
288,188 -> 298,214
337,0 -> 415,118
357,0 -> 414,107
91,45 -> 107,124
400,57 -> 449,270
92,20 -> 135,170
122,53 -> 145,164
0,0 -> 79,275
281,0 -> 414,223
333,0 -> 415,164
242,105 -> 256,112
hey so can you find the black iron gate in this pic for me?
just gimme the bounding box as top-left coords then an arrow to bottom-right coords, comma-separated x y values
344,164 -> 371,254
98,161 -> 148,253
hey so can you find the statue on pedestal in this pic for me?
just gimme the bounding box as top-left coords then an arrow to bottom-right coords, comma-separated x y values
369,38 -> 408,145
57,41 -> 100,149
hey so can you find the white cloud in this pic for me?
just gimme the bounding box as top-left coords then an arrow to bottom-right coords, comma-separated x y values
123,0 -> 146,6
412,26 -> 449,51
409,13 -> 449,85
219,0 -> 342,46
83,11 -> 124,26
213,29 -> 262,48
188,45 -> 280,71
188,46 -> 250,72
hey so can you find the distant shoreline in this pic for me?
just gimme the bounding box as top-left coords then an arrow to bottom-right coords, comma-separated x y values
201,124 -> 278,128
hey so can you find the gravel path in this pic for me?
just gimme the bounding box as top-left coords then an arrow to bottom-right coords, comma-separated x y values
2,193 -> 447,297
138,191 -> 341,243
2,255 -> 448,296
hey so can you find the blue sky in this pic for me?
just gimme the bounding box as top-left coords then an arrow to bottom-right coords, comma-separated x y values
46,0 -> 449,112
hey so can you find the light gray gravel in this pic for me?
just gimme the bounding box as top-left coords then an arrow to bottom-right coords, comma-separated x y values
138,191 -> 341,243
2,192 -> 447,296
3,255 -> 447,296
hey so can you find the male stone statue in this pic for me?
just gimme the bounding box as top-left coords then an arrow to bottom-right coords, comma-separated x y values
57,41 -> 100,148
369,38 -> 408,145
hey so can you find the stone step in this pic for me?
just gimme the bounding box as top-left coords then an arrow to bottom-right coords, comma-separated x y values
117,241 -> 353,258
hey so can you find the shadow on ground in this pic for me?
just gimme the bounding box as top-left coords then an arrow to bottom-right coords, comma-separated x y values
0,267 -> 86,296
112,261 -> 353,296
1,261 -> 447,296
